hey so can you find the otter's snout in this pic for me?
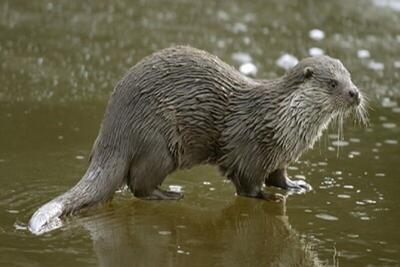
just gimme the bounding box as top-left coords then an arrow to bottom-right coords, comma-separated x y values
346,87 -> 361,106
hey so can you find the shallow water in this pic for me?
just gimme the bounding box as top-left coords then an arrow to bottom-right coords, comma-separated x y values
0,0 -> 399,266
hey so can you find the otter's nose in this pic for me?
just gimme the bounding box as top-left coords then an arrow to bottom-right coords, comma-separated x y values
348,88 -> 360,105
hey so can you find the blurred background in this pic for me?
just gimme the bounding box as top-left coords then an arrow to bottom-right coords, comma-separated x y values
0,0 -> 399,266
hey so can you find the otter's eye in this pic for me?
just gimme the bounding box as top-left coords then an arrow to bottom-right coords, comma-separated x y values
329,79 -> 338,89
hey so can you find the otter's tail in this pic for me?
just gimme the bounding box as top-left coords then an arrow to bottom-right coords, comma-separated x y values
28,152 -> 129,235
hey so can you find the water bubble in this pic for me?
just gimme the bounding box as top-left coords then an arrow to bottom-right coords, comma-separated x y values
232,52 -> 252,64
381,97 -> 398,108
347,234 -> 359,238
294,174 -> 306,180
169,185 -> 182,192
343,185 -> 354,189
367,60 -> 384,71
14,222 -> 27,231
216,10 -> 229,21
232,22 -> 247,33
357,49 -> 370,59
309,29 -> 325,41
332,140 -> 349,147
372,0 -> 400,11
382,122 -> 396,128
315,213 -> 338,221
37,57 -> 44,65
393,61 -> 400,68
239,62 -> 257,76
337,194 -> 351,199
350,151 -> 361,156
75,155 -> 85,160
375,173 -> 385,177
7,209 -> 19,214
158,230 -> 171,235
309,47 -> 324,56
384,139 -> 398,145
276,54 -> 298,70
47,2 -> 54,11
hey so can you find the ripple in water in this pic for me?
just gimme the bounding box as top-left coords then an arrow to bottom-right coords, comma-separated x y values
315,213 -> 338,221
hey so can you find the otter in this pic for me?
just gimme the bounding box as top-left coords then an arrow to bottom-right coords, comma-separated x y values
28,46 -> 367,234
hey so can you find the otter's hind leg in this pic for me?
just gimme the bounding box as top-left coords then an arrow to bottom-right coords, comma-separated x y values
266,168 -> 312,193
128,143 -> 182,201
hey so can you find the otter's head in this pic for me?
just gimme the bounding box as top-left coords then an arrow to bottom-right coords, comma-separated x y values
285,55 -> 368,126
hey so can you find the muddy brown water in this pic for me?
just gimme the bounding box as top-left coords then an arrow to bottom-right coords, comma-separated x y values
0,0 -> 399,266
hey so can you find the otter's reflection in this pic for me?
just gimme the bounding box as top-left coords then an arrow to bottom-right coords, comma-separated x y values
80,198 -> 321,267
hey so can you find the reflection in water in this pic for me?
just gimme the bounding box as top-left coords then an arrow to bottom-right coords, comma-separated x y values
81,199 -> 321,267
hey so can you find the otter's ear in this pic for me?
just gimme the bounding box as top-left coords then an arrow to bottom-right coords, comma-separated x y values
303,66 -> 313,79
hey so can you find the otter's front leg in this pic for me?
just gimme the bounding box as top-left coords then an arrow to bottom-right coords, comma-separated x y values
228,174 -> 285,202
265,168 -> 312,192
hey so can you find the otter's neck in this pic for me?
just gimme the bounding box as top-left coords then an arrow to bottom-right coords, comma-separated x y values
255,78 -> 333,164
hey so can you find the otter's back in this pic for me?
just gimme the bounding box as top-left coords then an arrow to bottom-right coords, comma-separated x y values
99,46 -> 252,168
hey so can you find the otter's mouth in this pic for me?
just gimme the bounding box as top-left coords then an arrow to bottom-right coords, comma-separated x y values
335,90 -> 369,129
